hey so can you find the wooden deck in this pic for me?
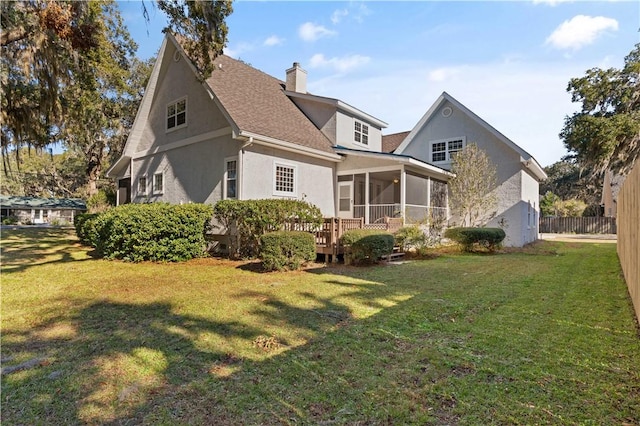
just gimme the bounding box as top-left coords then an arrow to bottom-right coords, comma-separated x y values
315,217 -> 403,262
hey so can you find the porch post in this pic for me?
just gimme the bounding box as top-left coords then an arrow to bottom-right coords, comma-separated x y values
427,176 -> 431,219
400,167 -> 406,223
364,172 -> 370,224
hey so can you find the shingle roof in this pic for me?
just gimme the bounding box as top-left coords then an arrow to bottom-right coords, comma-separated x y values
382,131 -> 410,153
205,55 -> 335,154
0,195 -> 86,210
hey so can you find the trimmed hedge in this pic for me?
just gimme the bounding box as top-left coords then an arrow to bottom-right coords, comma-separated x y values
341,229 -> 394,265
75,203 -> 213,262
214,199 -> 323,258
74,213 -> 101,246
260,231 -> 316,271
444,227 -> 506,252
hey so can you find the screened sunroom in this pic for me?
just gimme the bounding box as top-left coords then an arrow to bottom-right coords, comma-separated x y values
335,148 -> 453,225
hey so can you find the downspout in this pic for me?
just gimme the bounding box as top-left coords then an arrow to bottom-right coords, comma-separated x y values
238,137 -> 253,199
400,167 -> 406,223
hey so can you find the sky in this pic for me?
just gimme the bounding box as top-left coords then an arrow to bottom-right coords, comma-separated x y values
119,0 -> 640,167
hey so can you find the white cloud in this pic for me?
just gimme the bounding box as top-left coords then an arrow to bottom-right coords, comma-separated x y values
263,35 -> 284,47
533,0 -> 573,6
308,53 -> 370,73
428,67 -> 463,82
298,22 -> 337,42
546,15 -> 619,50
224,42 -> 255,58
331,9 -> 348,24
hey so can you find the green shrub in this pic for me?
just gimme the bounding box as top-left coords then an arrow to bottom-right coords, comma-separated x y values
394,226 -> 427,251
341,229 -> 394,265
260,231 -> 316,271
214,199 -> 323,258
87,188 -> 115,213
444,227 -> 506,252
2,215 -> 18,225
81,203 -> 213,262
74,213 -> 101,246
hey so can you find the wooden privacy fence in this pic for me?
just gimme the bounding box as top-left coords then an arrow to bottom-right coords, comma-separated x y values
617,163 -> 640,323
539,217 -> 617,234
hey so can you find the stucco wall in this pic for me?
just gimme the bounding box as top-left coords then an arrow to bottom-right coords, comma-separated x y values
131,134 -> 239,206
241,144 -> 336,216
336,111 -> 382,152
138,42 -> 229,153
401,99 -> 538,247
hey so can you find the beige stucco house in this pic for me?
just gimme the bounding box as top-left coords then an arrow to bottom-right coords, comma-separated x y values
387,92 -> 547,247
107,34 -> 545,247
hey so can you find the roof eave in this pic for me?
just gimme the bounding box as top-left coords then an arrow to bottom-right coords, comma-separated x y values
238,131 -> 342,162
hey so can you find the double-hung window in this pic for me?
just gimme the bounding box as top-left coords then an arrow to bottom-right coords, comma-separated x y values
225,158 -> 237,199
138,176 -> 147,195
274,162 -> 296,196
431,138 -> 465,162
167,98 -> 187,131
354,120 -> 369,145
153,172 -> 164,194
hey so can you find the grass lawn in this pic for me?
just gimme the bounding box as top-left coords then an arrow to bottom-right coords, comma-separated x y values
1,227 -> 639,425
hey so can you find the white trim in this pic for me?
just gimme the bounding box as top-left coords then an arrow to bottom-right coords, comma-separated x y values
394,91 -> 547,181
224,156 -> 238,200
166,96 -> 188,132
238,131 -> 342,162
284,90 -> 388,128
353,119 -> 369,147
429,136 -> 467,165
153,172 -> 164,195
133,127 -> 232,160
334,147 -> 455,179
273,161 -> 297,197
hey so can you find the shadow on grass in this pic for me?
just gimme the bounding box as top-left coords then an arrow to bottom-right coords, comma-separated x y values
1,300 -> 267,423
1,227 -> 97,274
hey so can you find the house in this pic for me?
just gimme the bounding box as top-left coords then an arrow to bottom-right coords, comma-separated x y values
107,34 -> 545,248
386,92 -> 547,247
601,170 -> 624,218
0,195 -> 86,225
106,34 -> 453,248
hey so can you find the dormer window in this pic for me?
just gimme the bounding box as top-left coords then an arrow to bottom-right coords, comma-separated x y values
354,120 -> 369,145
167,97 -> 187,131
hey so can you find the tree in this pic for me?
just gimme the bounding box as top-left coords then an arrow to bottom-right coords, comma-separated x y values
448,144 -> 498,227
155,0 -> 233,77
540,191 -> 560,217
560,43 -> 640,176
555,199 -> 588,218
1,0 -> 232,195
539,159 -> 601,212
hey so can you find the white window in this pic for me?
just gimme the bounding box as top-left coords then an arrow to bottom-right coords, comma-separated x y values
166,97 -> 187,131
138,176 -> 147,195
354,120 -> 369,145
431,138 -> 465,162
153,173 -> 164,194
225,157 -> 237,199
274,162 -> 296,196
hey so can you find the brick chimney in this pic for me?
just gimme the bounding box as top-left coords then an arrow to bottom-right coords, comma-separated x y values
285,62 -> 307,93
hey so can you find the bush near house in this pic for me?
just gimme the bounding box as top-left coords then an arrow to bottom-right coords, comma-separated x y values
394,226 -> 427,252
259,231 -> 316,271
445,227 -> 506,252
74,213 -> 101,245
341,229 -> 395,265
214,199 -> 323,258
75,203 -> 213,262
